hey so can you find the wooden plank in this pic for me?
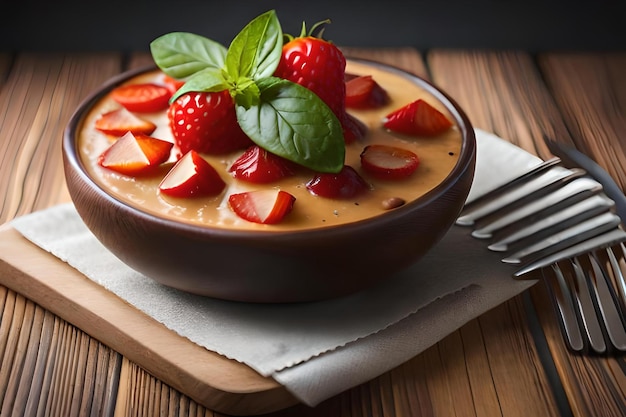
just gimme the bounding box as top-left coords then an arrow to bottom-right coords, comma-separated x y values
0,288 -> 120,417
0,226 -> 296,416
0,53 -> 122,224
538,52 -> 626,192
480,298 -> 560,416
459,321 -> 502,417
427,50 -> 574,159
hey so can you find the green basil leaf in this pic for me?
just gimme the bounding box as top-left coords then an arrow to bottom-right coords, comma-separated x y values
170,68 -> 230,102
150,32 -> 227,79
232,76 -> 260,108
249,11 -> 283,79
225,10 -> 283,81
236,77 -> 344,173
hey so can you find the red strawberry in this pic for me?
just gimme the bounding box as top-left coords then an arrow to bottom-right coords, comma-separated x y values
360,144 -> 419,180
345,75 -> 389,109
98,131 -> 173,176
228,145 -> 296,183
159,150 -> 225,198
168,91 -> 253,155
228,190 -> 296,224
274,23 -> 365,143
94,107 -> 157,136
383,99 -> 452,136
306,165 -> 370,199
110,83 -> 172,113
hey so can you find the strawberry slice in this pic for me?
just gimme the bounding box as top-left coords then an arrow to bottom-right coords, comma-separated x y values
94,107 -> 157,136
343,114 -> 368,144
159,150 -> 225,198
306,165 -> 370,199
162,75 -> 185,94
360,144 -> 419,180
98,131 -> 173,176
345,75 -> 389,109
110,83 -> 172,113
228,145 -> 295,183
228,190 -> 296,224
383,99 -> 452,136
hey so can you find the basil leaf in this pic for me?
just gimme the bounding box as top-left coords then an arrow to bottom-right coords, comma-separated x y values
232,76 -> 260,108
236,77 -> 344,173
170,68 -> 230,102
150,32 -> 227,79
249,11 -> 283,79
225,10 -> 283,81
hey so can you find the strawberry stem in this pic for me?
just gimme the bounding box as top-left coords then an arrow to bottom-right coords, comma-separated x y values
308,19 -> 331,38
288,19 -> 331,40
298,21 -> 308,38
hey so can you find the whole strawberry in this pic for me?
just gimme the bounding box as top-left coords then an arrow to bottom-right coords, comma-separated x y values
274,21 -> 365,143
168,90 -> 253,155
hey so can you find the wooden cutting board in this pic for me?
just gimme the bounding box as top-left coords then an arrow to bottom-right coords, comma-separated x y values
0,225 -> 298,415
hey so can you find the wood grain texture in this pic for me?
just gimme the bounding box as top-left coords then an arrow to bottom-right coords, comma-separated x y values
427,50 -> 576,159
538,52 -> 626,192
0,53 -> 122,223
0,288 -> 120,416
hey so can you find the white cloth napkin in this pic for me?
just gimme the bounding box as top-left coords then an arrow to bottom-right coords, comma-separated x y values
11,129 -> 541,406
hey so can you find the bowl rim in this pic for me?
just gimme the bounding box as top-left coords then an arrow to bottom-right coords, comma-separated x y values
63,57 -> 476,241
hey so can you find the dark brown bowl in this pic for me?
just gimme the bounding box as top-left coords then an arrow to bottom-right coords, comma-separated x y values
63,59 -> 476,303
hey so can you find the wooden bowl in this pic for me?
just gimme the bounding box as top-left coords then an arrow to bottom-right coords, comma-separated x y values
62,60 -> 476,303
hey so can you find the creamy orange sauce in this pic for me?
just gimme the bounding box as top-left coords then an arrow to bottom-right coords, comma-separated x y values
78,61 -> 462,230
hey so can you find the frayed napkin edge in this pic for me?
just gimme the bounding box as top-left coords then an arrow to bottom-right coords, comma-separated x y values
269,282 -> 480,374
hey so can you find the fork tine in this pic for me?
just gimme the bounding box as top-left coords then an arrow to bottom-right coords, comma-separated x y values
545,263 -> 586,351
588,253 -> 626,351
488,194 -> 615,252
502,212 -> 622,264
607,243 -> 626,312
571,257 -> 608,354
512,228 -> 626,277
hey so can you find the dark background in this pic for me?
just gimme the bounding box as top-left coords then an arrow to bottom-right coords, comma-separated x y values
1,0 -> 625,52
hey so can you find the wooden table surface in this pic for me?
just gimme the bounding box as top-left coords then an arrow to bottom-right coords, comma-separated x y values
1,48 -> 625,417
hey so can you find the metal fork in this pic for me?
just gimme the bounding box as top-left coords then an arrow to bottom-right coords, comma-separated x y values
457,157 -> 626,354
546,248 -> 626,353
